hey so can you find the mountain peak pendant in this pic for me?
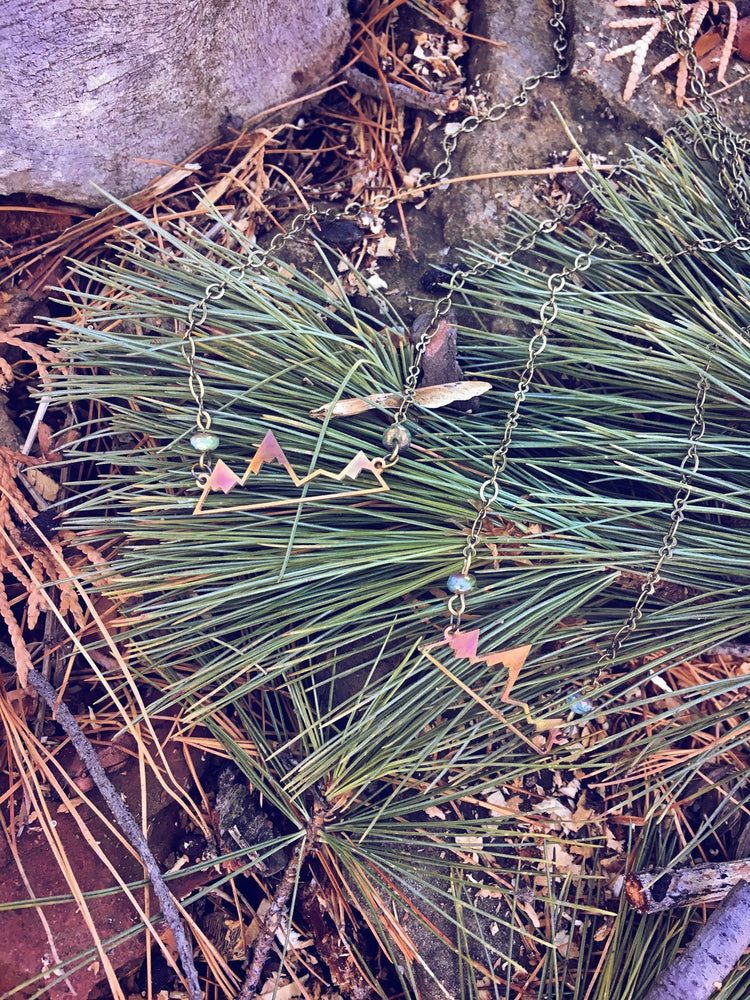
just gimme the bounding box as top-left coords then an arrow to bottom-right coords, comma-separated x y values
192,430 -> 389,515
420,628 -> 562,748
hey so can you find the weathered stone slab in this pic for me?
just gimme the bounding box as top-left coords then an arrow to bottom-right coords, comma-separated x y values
0,0 -> 350,205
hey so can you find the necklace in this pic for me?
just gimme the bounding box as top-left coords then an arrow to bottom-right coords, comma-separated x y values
175,0 -> 747,736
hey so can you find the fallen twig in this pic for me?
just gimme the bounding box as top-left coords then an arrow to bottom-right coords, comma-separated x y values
413,161 -> 617,193
342,66 -> 462,114
643,879 -> 750,1000
626,859 -> 750,913
238,800 -> 326,999
26,669 -> 202,1000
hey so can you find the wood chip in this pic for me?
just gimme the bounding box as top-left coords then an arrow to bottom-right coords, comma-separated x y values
626,858 -> 750,913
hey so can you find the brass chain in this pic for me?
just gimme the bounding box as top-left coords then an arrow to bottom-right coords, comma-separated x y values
386,0 -> 569,438
183,0 -> 570,476
430,0 -> 569,183
601,357 -> 711,669
571,0 -> 746,690
447,226 -> 733,649
445,239 -> 605,630
387,205 -> 577,448
181,205 -> 327,478
629,234 -> 750,263
444,1 -> 743,692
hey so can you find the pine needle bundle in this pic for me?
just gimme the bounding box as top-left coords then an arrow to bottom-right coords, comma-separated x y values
42,110 -> 750,997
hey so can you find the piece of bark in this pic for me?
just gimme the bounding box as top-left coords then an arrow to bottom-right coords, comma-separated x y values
625,859 -> 750,914
410,310 -> 481,413
309,379 -> 491,418
411,311 -> 463,386
215,766 -> 290,874
643,879 -> 750,1000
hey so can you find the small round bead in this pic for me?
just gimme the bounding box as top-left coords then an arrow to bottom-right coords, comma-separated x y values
190,431 -> 220,452
567,694 -> 594,716
447,572 -> 475,594
382,425 -> 411,453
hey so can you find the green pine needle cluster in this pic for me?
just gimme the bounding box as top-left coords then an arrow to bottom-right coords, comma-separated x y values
40,110 -> 750,998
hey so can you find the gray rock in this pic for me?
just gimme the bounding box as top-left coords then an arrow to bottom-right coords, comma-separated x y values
389,841 -> 514,1000
402,0 -> 748,251
0,0 -> 349,205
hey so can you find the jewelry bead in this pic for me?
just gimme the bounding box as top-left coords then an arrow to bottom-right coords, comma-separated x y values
567,694 -> 594,715
447,572 -> 475,594
190,431 -> 220,452
382,425 -> 411,453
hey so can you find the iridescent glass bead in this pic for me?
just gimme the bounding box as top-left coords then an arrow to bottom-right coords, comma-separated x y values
190,431 -> 220,452
382,425 -> 411,453
447,572 -> 475,594
567,694 -> 594,715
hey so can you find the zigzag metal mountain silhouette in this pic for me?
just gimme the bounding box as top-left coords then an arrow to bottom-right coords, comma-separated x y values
192,430 -> 389,514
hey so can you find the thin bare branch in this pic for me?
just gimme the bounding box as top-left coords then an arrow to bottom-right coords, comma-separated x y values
626,859 -> 750,913
26,669 -> 203,1000
238,801 -> 326,1000
644,879 -> 750,1000
342,66 -> 461,114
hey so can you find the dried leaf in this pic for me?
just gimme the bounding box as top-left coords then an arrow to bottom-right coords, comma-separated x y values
736,16 -> 750,61
259,979 -> 301,1000
25,467 -> 59,501
694,27 -> 723,59
455,833 -> 484,851
36,422 -> 61,461
0,357 -> 13,389
310,379 -> 491,418
375,235 -> 397,257
554,928 -> 579,958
